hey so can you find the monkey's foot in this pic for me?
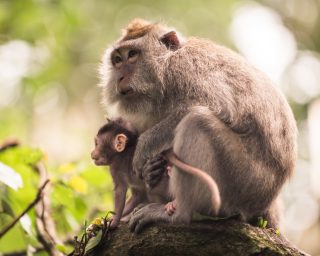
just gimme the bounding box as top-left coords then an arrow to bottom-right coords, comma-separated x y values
164,200 -> 176,216
129,203 -> 171,234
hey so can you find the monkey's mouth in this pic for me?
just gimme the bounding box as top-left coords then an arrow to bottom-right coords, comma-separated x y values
93,159 -> 109,166
118,85 -> 134,96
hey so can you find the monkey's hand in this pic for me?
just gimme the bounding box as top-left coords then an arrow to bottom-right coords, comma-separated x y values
129,203 -> 171,234
143,154 -> 168,188
132,140 -> 169,180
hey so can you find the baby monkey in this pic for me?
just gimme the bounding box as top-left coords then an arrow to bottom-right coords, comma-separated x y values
91,118 -> 147,228
91,118 -> 221,228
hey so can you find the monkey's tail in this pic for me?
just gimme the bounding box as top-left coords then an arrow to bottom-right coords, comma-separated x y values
165,150 -> 221,215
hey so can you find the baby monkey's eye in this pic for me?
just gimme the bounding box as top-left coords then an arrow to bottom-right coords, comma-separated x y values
128,50 -> 138,58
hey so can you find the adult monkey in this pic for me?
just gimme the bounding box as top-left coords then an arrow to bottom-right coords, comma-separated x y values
99,19 -> 297,233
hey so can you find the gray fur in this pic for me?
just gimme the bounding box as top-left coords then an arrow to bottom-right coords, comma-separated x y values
100,19 -> 297,233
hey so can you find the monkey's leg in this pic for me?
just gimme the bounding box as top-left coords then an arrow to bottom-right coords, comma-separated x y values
130,106 -> 282,232
171,106 -> 282,227
129,108 -> 213,233
122,189 -> 147,217
110,184 -> 127,228
129,107 -> 220,232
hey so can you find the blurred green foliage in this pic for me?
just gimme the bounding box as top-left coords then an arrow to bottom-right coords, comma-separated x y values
0,0 -> 320,255
0,146 -> 112,254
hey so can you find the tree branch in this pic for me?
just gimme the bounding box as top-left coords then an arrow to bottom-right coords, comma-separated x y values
92,220 -> 309,256
0,179 -> 50,239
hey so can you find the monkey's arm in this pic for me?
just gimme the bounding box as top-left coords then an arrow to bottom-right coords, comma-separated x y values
133,108 -> 188,180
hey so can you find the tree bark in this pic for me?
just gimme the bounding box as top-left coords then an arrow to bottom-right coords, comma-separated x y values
92,219 -> 308,256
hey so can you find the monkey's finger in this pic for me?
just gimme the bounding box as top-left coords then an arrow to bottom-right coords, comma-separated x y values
144,155 -> 166,168
131,204 -> 146,215
145,179 -> 162,189
129,219 -> 138,233
148,155 -> 166,165
144,166 -> 165,181
143,159 -> 167,175
129,211 -> 144,232
133,219 -> 151,234
169,203 -> 176,211
167,209 -> 174,216
145,173 -> 163,188
145,168 -> 164,180
165,204 -> 173,215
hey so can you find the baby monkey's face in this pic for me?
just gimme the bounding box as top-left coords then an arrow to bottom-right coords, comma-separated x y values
91,135 -> 111,166
91,131 -> 128,166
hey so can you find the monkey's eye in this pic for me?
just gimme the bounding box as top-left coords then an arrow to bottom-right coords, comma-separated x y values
128,50 -> 138,58
112,54 -> 123,67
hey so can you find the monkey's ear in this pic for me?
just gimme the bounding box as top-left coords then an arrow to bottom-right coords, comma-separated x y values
114,133 -> 128,152
160,31 -> 179,50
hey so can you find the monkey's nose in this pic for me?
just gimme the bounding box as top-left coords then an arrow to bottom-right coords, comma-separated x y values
118,83 -> 134,95
91,151 -> 97,160
120,87 -> 133,95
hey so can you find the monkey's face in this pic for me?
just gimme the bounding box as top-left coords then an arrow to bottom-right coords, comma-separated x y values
101,43 -> 163,112
91,135 -> 112,166
100,22 -> 181,116
91,132 -> 128,166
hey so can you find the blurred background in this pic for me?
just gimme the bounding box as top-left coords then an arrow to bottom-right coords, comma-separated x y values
0,0 -> 319,254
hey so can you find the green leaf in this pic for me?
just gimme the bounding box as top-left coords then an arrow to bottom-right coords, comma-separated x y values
262,220 -> 268,229
84,230 -> 102,252
0,146 -> 43,167
257,217 -> 268,229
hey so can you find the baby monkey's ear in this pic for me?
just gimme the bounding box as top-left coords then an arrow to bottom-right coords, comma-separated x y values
114,134 -> 128,152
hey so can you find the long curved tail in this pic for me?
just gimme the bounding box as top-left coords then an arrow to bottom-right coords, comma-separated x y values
165,150 -> 221,215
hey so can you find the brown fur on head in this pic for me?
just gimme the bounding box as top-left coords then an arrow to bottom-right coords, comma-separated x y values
122,18 -> 155,41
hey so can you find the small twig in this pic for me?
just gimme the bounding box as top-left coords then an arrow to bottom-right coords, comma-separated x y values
34,163 -> 62,256
0,139 -> 19,152
0,179 -> 50,239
